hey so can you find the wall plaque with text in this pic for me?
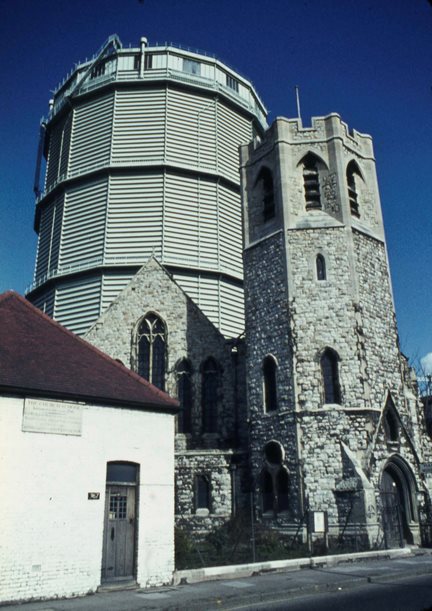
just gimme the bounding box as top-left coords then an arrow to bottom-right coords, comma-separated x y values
22,398 -> 83,436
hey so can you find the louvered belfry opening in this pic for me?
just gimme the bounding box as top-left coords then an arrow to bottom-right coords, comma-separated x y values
255,167 -> 275,222
302,153 -> 321,210
347,160 -> 361,217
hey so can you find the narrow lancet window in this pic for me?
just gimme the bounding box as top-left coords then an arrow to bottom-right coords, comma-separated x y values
385,408 -> 399,442
277,469 -> 289,512
316,254 -> 326,281
321,348 -> 341,404
261,470 -> 274,513
195,475 -> 211,511
136,313 -> 166,390
263,356 -> 278,412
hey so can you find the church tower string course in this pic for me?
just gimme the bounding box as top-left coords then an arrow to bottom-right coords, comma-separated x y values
27,35 -> 267,338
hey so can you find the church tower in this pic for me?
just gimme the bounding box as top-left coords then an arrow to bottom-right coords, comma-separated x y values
240,114 -> 430,547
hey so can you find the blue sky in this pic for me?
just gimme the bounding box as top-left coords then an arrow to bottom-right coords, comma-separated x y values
0,0 -> 431,365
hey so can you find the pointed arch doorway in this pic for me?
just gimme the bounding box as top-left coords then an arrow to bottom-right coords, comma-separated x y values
380,459 -> 417,548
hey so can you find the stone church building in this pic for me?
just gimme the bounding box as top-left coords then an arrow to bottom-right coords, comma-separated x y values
240,114 -> 432,548
27,35 -> 432,550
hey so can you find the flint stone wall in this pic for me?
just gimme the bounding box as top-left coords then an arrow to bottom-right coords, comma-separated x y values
85,258 -> 245,528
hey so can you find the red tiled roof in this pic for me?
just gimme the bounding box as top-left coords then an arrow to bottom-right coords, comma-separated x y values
0,291 -> 178,412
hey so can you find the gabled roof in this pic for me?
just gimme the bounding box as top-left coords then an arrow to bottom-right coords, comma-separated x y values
0,291 -> 178,412
86,255 -> 226,343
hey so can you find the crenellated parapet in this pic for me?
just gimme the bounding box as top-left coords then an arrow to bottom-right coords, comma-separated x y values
240,113 -> 384,248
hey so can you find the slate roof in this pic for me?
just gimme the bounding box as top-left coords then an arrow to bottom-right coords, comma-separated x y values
0,291 -> 178,412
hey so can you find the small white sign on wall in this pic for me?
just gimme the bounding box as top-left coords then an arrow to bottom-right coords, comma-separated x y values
312,511 -> 326,533
22,398 -> 83,436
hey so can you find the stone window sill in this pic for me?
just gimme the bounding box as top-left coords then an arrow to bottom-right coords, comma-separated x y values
195,508 -> 210,517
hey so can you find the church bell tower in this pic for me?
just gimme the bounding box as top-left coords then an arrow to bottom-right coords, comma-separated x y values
240,114 -> 427,546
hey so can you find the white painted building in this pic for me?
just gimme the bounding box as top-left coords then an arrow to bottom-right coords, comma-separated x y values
28,35 -> 267,338
0,292 -> 178,604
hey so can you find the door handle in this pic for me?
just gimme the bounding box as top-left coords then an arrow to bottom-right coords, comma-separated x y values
111,527 -> 115,541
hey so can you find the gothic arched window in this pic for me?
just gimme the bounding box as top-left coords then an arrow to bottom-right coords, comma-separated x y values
136,313 -> 166,390
201,357 -> 219,433
321,348 -> 341,404
302,153 -> 321,210
264,440 -> 284,465
255,167 -> 275,222
177,359 -> 193,434
261,441 -> 289,515
263,355 -> 278,412
316,254 -> 326,281
346,160 -> 361,218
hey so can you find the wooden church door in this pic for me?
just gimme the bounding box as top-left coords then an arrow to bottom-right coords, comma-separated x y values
381,469 -> 405,548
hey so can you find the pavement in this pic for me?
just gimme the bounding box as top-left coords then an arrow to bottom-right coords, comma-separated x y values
3,547 -> 432,610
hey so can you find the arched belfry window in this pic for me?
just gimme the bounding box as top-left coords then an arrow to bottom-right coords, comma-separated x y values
263,355 -> 278,412
346,160 -> 362,218
302,153 -> 322,210
201,357 -> 219,433
316,254 -> 326,281
321,348 -> 341,404
177,359 -> 193,434
255,167 -> 275,222
136,313 -> 166,390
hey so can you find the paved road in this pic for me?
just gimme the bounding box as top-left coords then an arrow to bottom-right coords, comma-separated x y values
230,574 -> 432,611
4,553 -> 432,610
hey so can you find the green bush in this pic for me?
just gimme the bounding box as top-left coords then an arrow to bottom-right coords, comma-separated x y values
175,527 -> 196,570
175,515 -> 308,569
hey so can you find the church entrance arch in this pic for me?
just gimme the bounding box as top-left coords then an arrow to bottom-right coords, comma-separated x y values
380,458 -> 417,548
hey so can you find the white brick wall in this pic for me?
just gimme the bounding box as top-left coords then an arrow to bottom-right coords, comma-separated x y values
0,395 -> 175,603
